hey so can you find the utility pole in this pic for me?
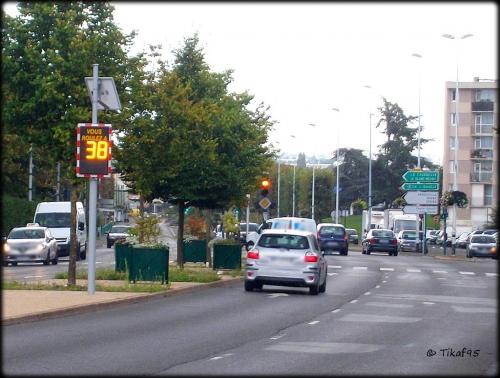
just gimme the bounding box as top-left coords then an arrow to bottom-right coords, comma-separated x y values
28,144 -> 33,201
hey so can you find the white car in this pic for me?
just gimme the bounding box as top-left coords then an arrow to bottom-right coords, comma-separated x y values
3,225 -> 58,266
466,234 -> 497,258
244,228 -> 327,295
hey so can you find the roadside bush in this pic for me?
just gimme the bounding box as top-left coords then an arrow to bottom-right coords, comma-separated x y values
2,195 -> 39,236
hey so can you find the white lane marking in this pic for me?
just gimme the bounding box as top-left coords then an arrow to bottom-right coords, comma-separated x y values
433,270 -> 448,274
459,271 -> 475,275
485,273 -> 498,277
422,302 -> 435,305
406,269 -> 421,273
380,267 -> 394,271
266,341 -> 382,354
452,306 -> 496,314
23,275 -> 45,279
329,265 -> 342,269
340,314 -> 421,323
350,299 -> 358,304
267,293 -> 289,298
364,292 -> 371,296
331,309 -> 341,313
365,302 -> 413,309
209,353 -> 233,361
382,280 -> 387,283
308,320 -> 320,325
328,273 -> 338,276
270,334 -> 286,340
375,285 -> 381,289
375,293 -> 495,306
436,277 -> 447,280
353,266 -> 367,270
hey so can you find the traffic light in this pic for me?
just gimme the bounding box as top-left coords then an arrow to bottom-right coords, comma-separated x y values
260,178 -> 271,197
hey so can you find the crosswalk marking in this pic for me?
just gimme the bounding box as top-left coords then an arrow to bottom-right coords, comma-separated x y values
329,265 -> 342,269
406,269 -> 421,273
353,266 -> 367,270
433,270 -> 448,274
328,272 -> 338,276
459,271 -> 475,275
485,273 -> 498,277
380,267 -> 394,271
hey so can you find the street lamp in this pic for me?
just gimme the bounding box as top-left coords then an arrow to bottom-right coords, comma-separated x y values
307,123 -> 317,220
290,134 -> 297,217
363,86 -> 374,234
442,32 -> 473,253
411,53 -> 423,169
332,108 -> 340,223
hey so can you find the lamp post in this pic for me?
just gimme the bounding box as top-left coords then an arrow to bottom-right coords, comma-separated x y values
411,53 -> 423,169
332,108 -> 340,223
307,123 -> 317,220
363,85 -> 375,234
290,134 -> 296,217
277,159 -> 281,217
442,33 -> 473,254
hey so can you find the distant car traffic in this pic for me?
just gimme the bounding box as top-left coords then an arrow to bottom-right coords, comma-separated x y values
396,230 -> 420,252
106,225 -> 133,248
239,222 -> 258,248
466,235 -> 497,259
362,229 -> 398,256
316,223 -> 349,255
345,228 -> 359,244
244,229 -> 327,295
455,231 -> 471,249
3,225 -> 58,266
426,230 -> 439,244
271,217 -> 317,235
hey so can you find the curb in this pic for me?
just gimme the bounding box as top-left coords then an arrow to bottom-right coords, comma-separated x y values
3,276 -> 243,326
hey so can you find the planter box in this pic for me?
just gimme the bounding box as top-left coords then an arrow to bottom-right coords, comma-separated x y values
128,247 -> 169,284
183,240 -> 207,263
114,243 -> 132,272
213,244 -> 242,270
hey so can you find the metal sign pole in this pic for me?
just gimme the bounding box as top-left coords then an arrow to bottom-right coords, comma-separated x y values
88,63 -> 98,295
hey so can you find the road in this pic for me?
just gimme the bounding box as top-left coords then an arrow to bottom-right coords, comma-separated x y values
3,252 -> 497,376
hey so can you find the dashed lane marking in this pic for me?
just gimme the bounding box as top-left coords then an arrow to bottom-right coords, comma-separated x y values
364,292 -> 371,296
308,320 -> 320,325
485,273 -> 498,277
350,299 -> 358,304
340,314 -> 421,323
459,271 -> 475,275
332,309 -> 341,313
380,267 -> 394,271
375,285 -> 381,289
353,266 -> 368,270
433,270 -> 448,274
328,273 -> 338,276
329,265 -> 342,269
406,269 -> 421,273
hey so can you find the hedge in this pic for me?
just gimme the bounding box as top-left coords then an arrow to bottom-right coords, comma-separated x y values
1,195 -> 39,236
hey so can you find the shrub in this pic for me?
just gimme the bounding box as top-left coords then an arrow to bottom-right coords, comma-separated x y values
2,195 -> 39,236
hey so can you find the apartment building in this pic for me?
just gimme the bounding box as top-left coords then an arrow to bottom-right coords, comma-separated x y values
443,77 -> 498,231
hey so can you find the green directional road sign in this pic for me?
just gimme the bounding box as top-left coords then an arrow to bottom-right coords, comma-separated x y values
402,170 -> 439,182
400,182 -> 439,191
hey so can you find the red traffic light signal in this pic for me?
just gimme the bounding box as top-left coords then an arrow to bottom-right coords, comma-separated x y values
260,179 -> 271,196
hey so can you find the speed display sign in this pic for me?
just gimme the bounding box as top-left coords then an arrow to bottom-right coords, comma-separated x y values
76,123 -> 112,178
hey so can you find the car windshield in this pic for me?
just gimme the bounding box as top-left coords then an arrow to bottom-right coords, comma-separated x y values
471,235 -> 495,244
9,229 -> 45,239
34,212 -> 71,228
240,224 -> 258,232
258,234 -> 310,250
319,226 -> 344,237
402,232 -> 417,240
111,226 -> 131,233
483,230 -> 497,235
372,230 -> 394,238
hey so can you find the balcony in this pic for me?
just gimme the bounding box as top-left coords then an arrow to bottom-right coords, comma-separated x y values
470,171 -> 493,183
470,149 -> 493,160
472,101 -> 494,112
471,124 -> 494,135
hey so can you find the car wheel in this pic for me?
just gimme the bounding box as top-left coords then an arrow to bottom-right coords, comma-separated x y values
51,249 -> 58,265
254,282 -> 263,290
319,276 -> 327,293
467,249 -> 473,258
11,262 -> 18,266
309,282 -> 320,295
244,281 -> 255,292
107,241 -> 112,248
393,251 -> 398,256
366,248 -> 371,255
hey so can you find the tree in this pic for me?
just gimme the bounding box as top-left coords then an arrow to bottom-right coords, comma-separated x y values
334,148 -> 370,210
351,198 -> 367,215
296,153 -> 307,168
2,2 -> 141,285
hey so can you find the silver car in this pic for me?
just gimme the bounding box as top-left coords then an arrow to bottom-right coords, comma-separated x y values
3,225 -> 58,266
467,235 -> 497,258
244,229 -> 327,295
106,225 -> 133,248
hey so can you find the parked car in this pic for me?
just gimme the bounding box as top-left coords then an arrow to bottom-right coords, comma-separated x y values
244,229 -> 327,295
345,228 -> 359,244
239,222 -> 258,249
106,225 -> 133,248
396,230 -> 420,252
316,223 -> 349,255
426,230 -> 439,244
466,234 -> 497,258
436,230 -> 452,247
362,229 -> 398,256
3,225 -> 58,266
455,231 -> 471,249
482,229 -> 498,236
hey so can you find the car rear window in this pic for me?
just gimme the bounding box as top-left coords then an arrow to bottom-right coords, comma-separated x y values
471,235 -> 495,243
9,229 -> 45,239
319,226 -> 344,237
373,230 -> 394,238
402,232 -> 417,240
111,226 -> 131,233
258,234 -> 310,250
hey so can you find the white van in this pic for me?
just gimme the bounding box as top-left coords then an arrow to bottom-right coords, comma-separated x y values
34,202 -> 87,260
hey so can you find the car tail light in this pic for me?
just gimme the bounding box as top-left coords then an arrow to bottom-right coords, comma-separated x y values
369,238 -> 376,245
391,239 -> 397,245
304,251 -> 318,262
344,232 -> 349,241
317,232 -> 320,240
247,250 -> 259,260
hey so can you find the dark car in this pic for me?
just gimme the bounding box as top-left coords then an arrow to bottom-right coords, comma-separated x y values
106,225 -> 133,248
397,230 -> 420,252
345,228 -> 359,244
362,229 -> 398,256
316,223 -> 348,255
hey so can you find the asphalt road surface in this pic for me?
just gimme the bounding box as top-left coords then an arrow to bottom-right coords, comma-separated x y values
3,253 -> 497,376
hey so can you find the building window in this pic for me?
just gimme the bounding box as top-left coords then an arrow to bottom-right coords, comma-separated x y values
450,113 -> 456,126
475,89 -> 495,102
474,136 -> 493,149
484,185 -> 492,206
449,160 -> 455,173
449,136 -> 456,150
451,88 -> 457,101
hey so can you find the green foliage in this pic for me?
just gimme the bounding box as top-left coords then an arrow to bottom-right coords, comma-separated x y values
440,190 -> 468,208
351,198 -> 367,215
1,195 -> 39,236
392,197 -> 406,208
222,210 -> 239,234
128,215 -> 161,246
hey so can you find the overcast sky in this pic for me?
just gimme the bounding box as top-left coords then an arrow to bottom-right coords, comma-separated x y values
4,2 -> 497,165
